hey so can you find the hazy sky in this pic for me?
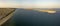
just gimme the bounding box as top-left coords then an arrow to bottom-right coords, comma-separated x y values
0,0 -> 60,8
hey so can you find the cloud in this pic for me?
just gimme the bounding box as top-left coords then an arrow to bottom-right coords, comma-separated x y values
0,3 -> 60,8
0,0 -> 60,8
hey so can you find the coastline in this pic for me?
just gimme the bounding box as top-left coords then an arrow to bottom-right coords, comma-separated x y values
0,8 -> 16,26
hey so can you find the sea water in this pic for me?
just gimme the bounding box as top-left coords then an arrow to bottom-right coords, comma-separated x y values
5,8 -> 60,26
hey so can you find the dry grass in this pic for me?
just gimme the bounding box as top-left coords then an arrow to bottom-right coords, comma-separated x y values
0,8 -> 15,19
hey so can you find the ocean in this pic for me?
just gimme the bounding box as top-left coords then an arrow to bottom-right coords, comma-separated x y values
3,8 -> 60,26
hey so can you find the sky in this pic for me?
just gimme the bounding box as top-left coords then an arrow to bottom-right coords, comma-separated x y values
0,0 -> 60,8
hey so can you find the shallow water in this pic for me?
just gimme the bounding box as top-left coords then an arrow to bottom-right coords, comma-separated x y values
5,9 -> 60,26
